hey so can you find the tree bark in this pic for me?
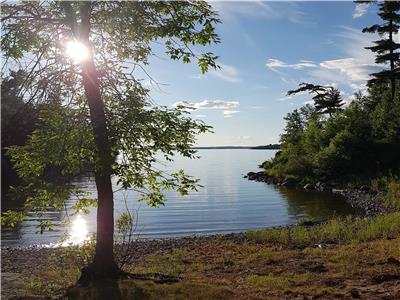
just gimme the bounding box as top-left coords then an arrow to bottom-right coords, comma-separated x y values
389,19 -> 395,99
63,2 -> 120,282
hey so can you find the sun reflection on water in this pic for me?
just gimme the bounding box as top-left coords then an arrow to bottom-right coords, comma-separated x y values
62,214 -> 89,246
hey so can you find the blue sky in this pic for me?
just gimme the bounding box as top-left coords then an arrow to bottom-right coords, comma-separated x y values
141,1 -> 390,146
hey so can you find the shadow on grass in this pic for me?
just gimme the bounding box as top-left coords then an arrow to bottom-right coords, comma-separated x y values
67,278 -> 234,300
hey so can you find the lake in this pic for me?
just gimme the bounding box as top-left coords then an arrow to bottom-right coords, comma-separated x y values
1,149 -> 354,247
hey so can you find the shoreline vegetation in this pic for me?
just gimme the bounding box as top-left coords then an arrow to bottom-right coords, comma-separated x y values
2,211 -> 400,299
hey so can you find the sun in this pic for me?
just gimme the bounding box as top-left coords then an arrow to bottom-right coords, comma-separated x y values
66,40 -> 89,62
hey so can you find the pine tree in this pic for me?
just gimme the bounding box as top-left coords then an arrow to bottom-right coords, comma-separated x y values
362,1 -> 400,98
287,83 -> 344,117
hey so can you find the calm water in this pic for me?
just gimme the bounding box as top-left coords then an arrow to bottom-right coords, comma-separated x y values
1,150 -> 354,247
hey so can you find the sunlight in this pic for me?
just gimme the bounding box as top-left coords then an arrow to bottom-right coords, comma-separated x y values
62,214 -> 89,246
66,40 -> 89,62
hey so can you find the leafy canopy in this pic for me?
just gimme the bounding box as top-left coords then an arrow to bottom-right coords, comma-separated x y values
1,1 -> 221,228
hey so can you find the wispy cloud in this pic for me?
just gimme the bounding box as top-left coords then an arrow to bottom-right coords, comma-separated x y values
266,59 -> 317,71
353,3 -> 369,19
183,100 -> 239,110
211,1 -> 311,24
319,58 -> 373,81
266,27 -> 382,92
276,95 -> 293,102
271,57 -> 377,92
210,63 -> 241,83
173,100 -> 240,117
223,110 -> 240,118
211,1 -> 278,20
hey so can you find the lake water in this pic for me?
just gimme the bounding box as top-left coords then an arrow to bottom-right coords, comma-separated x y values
1,149 -> 354,247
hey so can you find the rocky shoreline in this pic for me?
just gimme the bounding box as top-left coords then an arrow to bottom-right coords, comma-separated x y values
1,233 -> 246,274
245,171 -> 393,216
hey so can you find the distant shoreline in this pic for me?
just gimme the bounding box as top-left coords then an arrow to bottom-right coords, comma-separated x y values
192,144 -> 280,150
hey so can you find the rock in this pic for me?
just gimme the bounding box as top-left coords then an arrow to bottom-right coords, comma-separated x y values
247,172 -> 257,180
247,171 -> 268,181
316,182 -> 333,192
304,183 -> 315,190
281,179 -> 297,188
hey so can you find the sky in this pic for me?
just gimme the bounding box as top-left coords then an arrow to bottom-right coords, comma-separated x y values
138,1 -> 392,146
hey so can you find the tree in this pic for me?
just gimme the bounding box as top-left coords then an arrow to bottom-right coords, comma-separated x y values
362,0 -> 400,98
1,71 -> 37,195
287,83 -> 344,117
280,109 -> 304,145
1,1 -> 220,281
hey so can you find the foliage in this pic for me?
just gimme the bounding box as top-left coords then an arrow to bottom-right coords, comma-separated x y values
383,177 -> 400,210
0,211 -> 27,227
60,235 -> 97,269
362,1 -> 400,96
265,79 -> 400,183
1,71 -> 37,191
246,212 -> 400,246
1,1 -> 220,232
288,83 -> 344,116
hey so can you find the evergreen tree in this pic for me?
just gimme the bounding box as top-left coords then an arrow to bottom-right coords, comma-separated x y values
362,1 -> 400,98
287,83 -> 344,117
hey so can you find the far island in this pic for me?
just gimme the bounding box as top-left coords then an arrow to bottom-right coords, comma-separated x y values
192,144 -> 280,150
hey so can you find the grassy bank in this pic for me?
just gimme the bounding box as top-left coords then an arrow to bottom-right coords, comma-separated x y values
2,213 -> 400,299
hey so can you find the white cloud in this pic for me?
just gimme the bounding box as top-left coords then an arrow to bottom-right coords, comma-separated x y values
319,58 -> 374,81
353,3 -> 369,19
266,59 -> 317,71
304,100 -> 314,105
266,27 -> 383,93
223,110 -> 240,118
173,100 -> 239,110
350,82 -> 367,92
276,95 -> 293,102
210,63 -> 241,83
173,100 -> 240,117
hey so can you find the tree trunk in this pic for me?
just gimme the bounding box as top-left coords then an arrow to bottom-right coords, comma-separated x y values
389,19 -> 395,99
63,2 -> 121,283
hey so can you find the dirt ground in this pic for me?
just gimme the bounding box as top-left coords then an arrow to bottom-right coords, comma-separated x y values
2,235 -> 400,299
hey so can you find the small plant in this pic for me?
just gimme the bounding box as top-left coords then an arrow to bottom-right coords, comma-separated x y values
383,178 -> 400,210
60,234 -> 96,270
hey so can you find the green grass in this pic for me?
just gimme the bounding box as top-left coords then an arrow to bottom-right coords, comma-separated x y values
383,179 -> 400,210
246,212 -> 400,246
